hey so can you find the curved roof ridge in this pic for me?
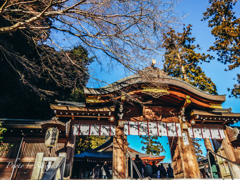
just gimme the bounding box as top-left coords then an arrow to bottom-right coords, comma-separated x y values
85,74 -> 225,102
88,137 -> 113,152
102,74 -> 220,96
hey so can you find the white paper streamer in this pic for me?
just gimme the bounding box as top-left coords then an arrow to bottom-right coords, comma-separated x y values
188,127 -> 225,139
73,124 -> 116,136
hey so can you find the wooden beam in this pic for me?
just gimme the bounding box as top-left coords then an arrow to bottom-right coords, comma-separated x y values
192,124 -> 225,129
170,95 -> 191,114
126,116 -> 179,123
2,125 -> 42,129
170,91 -> 213,108
72,120 -> 118,125
56,115 -> 112,119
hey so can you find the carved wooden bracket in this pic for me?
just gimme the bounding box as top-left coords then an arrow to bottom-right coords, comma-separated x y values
226,126 -> 239,142
142,105 -> 162,120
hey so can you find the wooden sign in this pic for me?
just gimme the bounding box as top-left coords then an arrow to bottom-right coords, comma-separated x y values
182,133 -> 189,145
143,106 -> 162,120
65,120 -> 71,138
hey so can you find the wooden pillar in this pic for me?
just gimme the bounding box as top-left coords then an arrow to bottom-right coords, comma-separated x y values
221,130 -> 240,179
169,130 -> 201,178
204,138 -> 214,152
234,147 -> 240,164
225,126 -> 240,164
65,125 -> 76,178
180,129 -> 201,178
112,126 -> 127,179
170,137 -> 184,178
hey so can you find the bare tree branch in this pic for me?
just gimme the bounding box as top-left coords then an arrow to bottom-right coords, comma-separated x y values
0,0 -> 181,99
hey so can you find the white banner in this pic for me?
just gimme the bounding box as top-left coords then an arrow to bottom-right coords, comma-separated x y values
73,124 -> 116,136
73,122 -> 225,140
188,127 -> 225,139
123,122 -> 182,137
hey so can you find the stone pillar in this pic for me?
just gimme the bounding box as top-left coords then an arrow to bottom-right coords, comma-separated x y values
112,126 -> 127,179
221,130 -> 240,179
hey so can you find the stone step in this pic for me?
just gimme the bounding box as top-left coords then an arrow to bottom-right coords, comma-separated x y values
69,179 -> 227,180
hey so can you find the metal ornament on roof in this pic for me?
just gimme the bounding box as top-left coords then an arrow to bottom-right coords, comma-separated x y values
141,86 -> 170,98
138,65 -> 170,98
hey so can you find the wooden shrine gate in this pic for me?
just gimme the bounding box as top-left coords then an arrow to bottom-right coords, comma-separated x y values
1,66 -> 240,180
71,122 -> 228,179
49,67 -> 240,179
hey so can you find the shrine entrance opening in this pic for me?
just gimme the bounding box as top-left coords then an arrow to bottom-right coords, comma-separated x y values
71,126 -> 113,179
127,135 -> 171,178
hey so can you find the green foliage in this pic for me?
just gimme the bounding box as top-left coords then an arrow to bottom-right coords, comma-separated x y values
203,0 -> 240,98
0,124 -> 12,154
70,46 -> 94,64
162,24 -> 218,95
75,136 -> 110,154
140,135 -> 165,155
0,124 -> 6,144
59,46 -> 95,102
90,136 -> 110,149
0,38 -> 93,118
192,138 -> 204,160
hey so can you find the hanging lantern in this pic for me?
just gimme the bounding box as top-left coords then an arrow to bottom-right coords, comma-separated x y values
45,127 -> 59,148
109,115 -> 115,122
190,119 -> 195,125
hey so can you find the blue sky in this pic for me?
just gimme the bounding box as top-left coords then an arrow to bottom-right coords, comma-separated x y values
85,1 -> 240,162
127,136 -> 207,163
127,135 -> 173,163
88,0 -> 240,113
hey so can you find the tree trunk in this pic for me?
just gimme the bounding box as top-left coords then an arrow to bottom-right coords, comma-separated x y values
177,53 -> 188,82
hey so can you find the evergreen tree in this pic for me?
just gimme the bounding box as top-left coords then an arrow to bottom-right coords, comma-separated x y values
162,24 -> 218,95
140,135 -> 164,155
75,136 -> 92,154
75,136 -> 110,154
0,44 -> 93,119
162,25 -> 213,159
192,138 -> 204,160
202,0 -> 240,98
0,1 -> 94,118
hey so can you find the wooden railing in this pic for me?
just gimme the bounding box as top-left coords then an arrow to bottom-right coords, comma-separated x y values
31,152 -> 66,180
207,150 -> 240,180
